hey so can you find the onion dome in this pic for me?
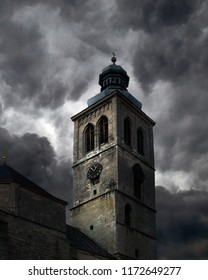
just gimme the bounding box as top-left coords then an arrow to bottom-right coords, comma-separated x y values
99,55 -> 129,91
87,54 -> 142,110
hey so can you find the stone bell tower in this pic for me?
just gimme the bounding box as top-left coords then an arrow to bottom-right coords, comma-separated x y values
70,55 -> 156,259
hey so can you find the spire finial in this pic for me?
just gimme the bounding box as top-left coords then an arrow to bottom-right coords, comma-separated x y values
111,52 -> 117,64
2,155 -> 7,165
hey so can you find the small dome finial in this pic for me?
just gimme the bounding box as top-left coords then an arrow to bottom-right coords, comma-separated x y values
111,52 -> 117,64
2,155 -> 7,165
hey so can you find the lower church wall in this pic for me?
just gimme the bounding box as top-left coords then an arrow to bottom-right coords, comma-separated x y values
0,210 -> 71,260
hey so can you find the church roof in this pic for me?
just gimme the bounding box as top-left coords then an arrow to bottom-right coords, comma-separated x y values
87,88 -> 142,109
66,225 -> 115,259
0,164 -> 67,204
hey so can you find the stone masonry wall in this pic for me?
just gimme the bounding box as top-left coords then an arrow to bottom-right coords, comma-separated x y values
116,222 -> 157,259
71,91 -> 156,259
18,187 -> 66,232
70,191 -> 117,254
0,210 -> 70,259
0,183 -> 19,214
0,183 -> 66,233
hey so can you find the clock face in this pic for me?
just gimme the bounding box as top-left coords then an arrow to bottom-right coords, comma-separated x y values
87,162 -> 103,180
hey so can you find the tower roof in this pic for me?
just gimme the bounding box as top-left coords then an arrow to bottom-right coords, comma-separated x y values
87,55 -> 142,110
99,56 -> 129,91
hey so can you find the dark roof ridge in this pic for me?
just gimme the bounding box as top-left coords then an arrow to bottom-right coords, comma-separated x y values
0,164 -> 67,205
66,224 -> 115,259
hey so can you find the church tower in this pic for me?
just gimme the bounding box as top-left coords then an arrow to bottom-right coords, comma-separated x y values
70,56 -> 156,259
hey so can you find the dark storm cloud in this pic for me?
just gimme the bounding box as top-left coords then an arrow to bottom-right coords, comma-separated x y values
1,22 -> 44,97
0,127 -> 72,203
151,34 -> 208,174
115,0 -> 196,33
156,186 -> 208,259
0,103 -> 2,117
133,26 -> 208,93
114,1 -> 208,183
40,80 -> 68,109
115,0 -> 206,92
0,0 -> 100,111
155,95 -> 208,175
0,4 -> 67,109
0,0 -> 88,20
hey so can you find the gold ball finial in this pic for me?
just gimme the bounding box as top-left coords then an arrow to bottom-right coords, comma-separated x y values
111,52 -> 117,64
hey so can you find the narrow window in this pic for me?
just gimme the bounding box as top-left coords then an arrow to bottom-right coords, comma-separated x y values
132,164 -> 145,199
98,116 -> 108,145
125,204 -> 132,226
124,118 -> 131,146
137,128 -> 144,155
85,124 -> 94,153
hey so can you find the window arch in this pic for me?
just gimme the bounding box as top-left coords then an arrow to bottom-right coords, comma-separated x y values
98,116 -> 108,145
137,128 -> 145,155
124,117 -> 131,146
132,164 -> 145,199
84,123 -> 95,153
125,204 -> 132,226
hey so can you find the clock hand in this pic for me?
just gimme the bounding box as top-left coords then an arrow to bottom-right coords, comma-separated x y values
90,167 -> 95,171
94,164 -> 99,170
91,163 -> 99,172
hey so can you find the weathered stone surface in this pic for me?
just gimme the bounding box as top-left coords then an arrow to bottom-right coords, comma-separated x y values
71,192 -> 116,254
0,182 -> 71,259
71,91 -> 156,259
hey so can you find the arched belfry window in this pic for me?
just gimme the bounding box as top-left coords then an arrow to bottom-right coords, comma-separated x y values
98,116 -> 108,145
125,204 -> 132,226
132,164 -> 145,199
85,123 -> 95,153
137,128 -> 145,155
124,117 -> 131,146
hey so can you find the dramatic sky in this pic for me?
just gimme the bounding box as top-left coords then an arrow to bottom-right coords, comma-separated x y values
0,0 -> 208,259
